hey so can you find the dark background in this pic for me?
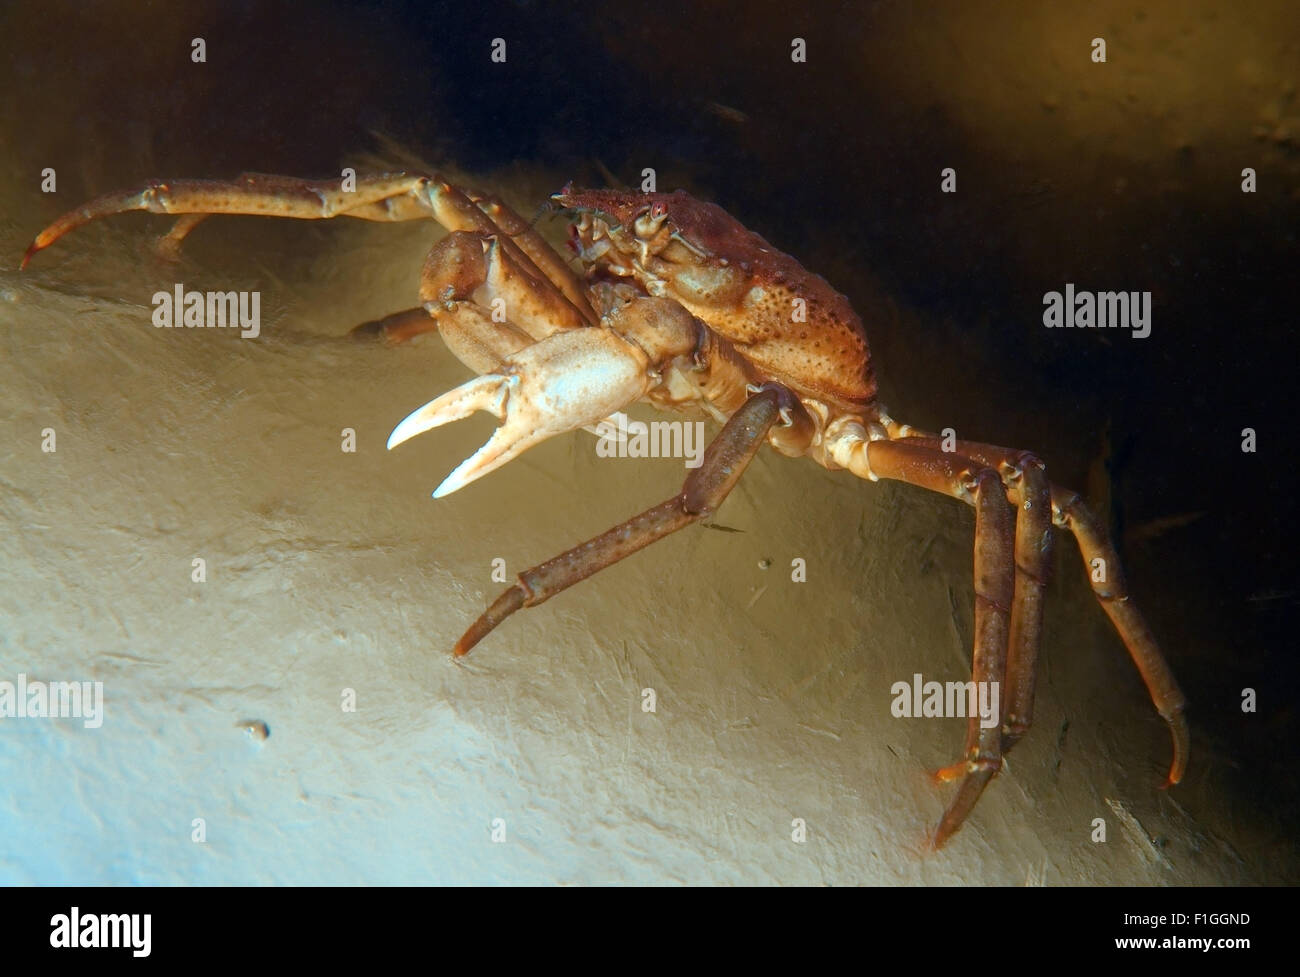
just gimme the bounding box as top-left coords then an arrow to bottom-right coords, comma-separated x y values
3,0 -> 1296,876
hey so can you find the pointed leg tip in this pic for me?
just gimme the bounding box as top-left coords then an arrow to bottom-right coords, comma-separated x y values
929,762 -> 997,849
1163,711 -> 1190,788
930,810 -> 970,852
22,228 -> 60,269
1161,762 -> 1185,790
451,586 -> 527,660
152,241 -> 185,263
930,815 -> 964,851
349,319 -> 384,341
451,628 -> 485,658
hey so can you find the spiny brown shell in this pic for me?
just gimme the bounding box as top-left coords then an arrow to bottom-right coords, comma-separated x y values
553,188 -> 876,407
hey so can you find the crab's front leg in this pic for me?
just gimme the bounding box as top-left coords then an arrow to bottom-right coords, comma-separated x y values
388,297 -> 703,497
451,382 -> 811,657
389,327 -> 654,497
358,225 -> 590,356
22,172 -> 430,268
22,172 -> 598,327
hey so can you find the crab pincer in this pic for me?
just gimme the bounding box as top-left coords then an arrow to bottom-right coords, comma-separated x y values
387,326 -> 657,498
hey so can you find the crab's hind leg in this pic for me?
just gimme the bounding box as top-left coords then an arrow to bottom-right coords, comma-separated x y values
861,439 -> 1018,849
888,438 -> 1054,757
908,438 -> 1188,788
1051,485 -> 1189,786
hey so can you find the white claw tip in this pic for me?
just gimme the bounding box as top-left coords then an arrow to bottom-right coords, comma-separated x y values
387,375 -> 510,453
386,408 -> 433,450
431,462 -> 476,499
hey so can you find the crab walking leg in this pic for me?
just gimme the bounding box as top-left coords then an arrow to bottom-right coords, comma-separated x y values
351,306 -> 439,345
150,170 -> 371,255
894,439 -> 1054,755
414,227 -> 589,343
1051,486 -> 1189,786
479,237 -> 589,340
864,440 -> 1016,848
23,174 -> 596,330
969,448 -> 1052,752
154,171 -> 371,257
904,435 -> 1190,785
154,213 -> 210,259
352,227 -> 577,353
466,191 -> 598,325
421,181 -> 595,328
21,172 -> 442,268
451,386 -> 798,657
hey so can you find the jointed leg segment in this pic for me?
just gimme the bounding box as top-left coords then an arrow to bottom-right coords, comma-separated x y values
1051,486 -> 1189,785
867,433 -> 1186,845
887,439 -> 1055,753
864,439 -> 1017,848
22,171 -> 606,381
452,385 -> 798,657
21,171 -> 598,326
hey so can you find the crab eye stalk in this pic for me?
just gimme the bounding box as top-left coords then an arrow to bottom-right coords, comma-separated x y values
634,204 -> 670,241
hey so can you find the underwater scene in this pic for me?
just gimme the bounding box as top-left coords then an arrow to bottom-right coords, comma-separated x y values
0,0 -> 1296,888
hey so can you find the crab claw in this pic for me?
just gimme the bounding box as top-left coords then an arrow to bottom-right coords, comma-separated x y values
388,327 -> 653,498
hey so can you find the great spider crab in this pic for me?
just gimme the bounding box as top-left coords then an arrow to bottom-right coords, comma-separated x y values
21,171 -> 1188,848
